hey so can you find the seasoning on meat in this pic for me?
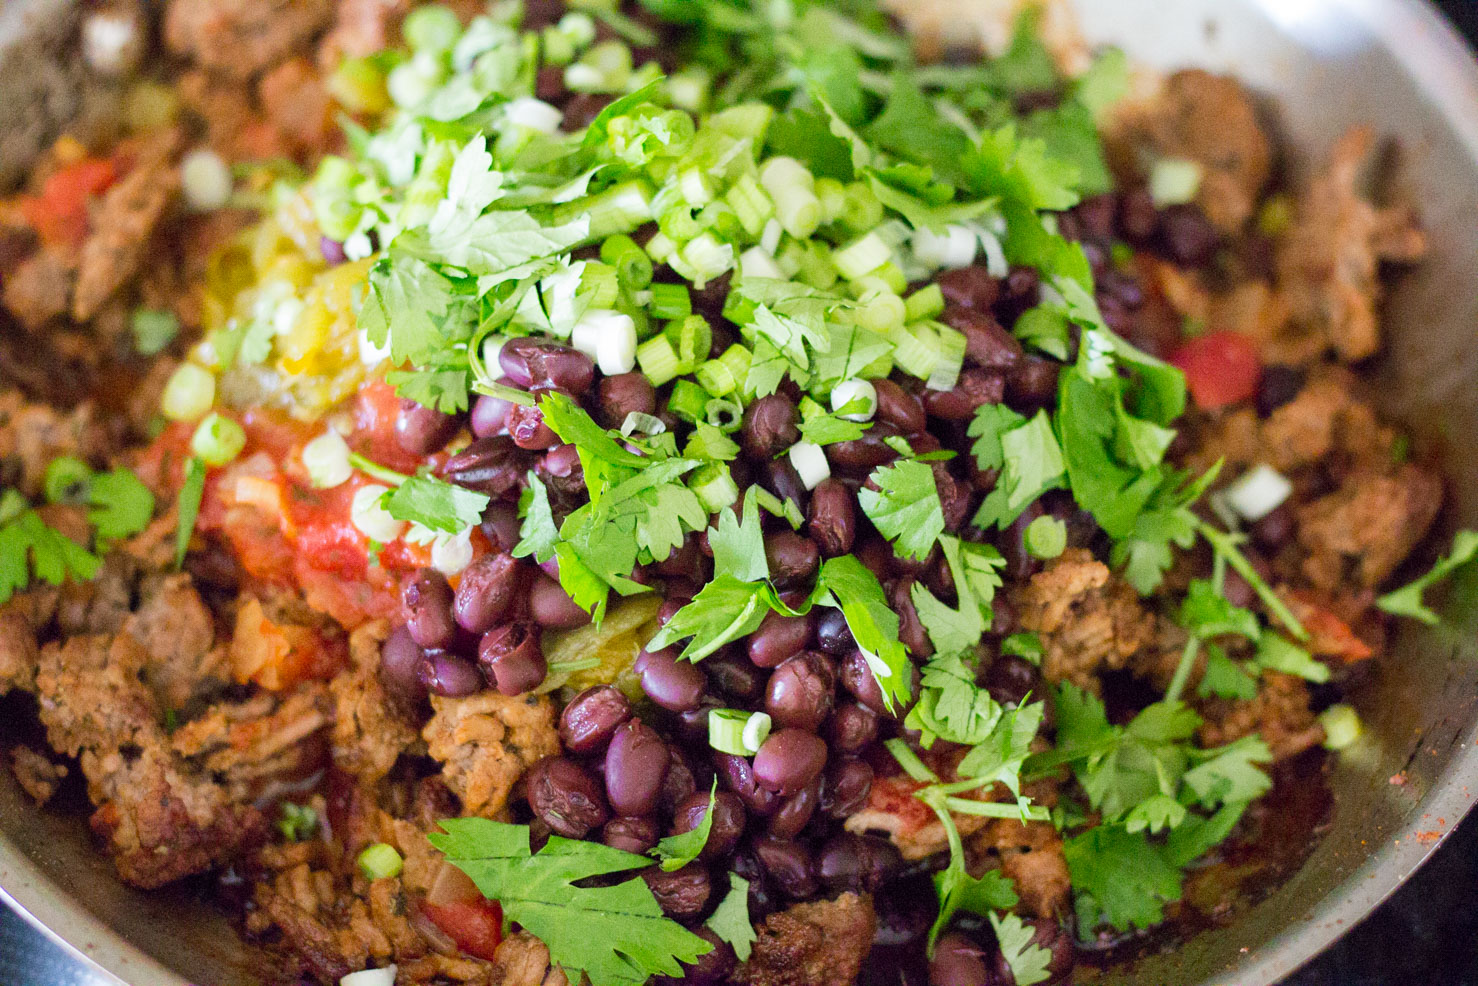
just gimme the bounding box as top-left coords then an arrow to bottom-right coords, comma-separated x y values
421,692 -> 560,818
731,893 -> 877,986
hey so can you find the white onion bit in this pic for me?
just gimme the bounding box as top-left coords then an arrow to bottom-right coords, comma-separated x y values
340,966 -> 398,986
350,485 -> 406,543
830,379 -> 878,422
788,441 -> 830,490
912,224 -> 977,270
504,97 -> 563,134
181,149 -> 233,211
302,430 -> 353,489
1223,463 -> 1293,523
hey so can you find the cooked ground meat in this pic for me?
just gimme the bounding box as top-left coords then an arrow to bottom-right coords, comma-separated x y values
329,620 -> 424,785
1197,670 -> 1324,762
164,0 -> 336,81
421,692 -> 561,819
1297,465 -> 1443,591
732,893 -> 877,986
10,745 -> 67,804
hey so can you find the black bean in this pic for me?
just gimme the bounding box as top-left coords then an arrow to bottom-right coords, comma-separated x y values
923,369 -> 1007,421
807,479 -> 856,558
763,458 -> 809,516
479,501 -> 522,553
395,398 -> 459,455
605,720 -> 670,816
826,702 -> 878,754
889,579 -> 933,657
941,307 -> 1022,371
540,442 -> 582,484
764,531 -> 819,590
730,847 -> 781,918
826,423 -> 903,471
1251,503 -> 1296,551
767,775 -> 820,840
477,622 -> 546,696
1159,203 -> 1221,267
1255,364 -> 1306,418
672,790 -> 747,861
930,932 -> 992,986
936,266 -> 1000,311
678,927 -> 736,985
535,64 -> 565,102
417,651 -> 484,698
378,625 -> 428,710
499,336 -> 596,392
564,92 -> 615,131
995,266 -> 1041,323
820,758 -> 874,818
748,610 -> 813,669
1005,355 -> 1060,412
1000,501 -> 1045,582
659,747 -> 699,811
872,379 -> 927,435
1117,187 -> 1158,242
642,863 -> 712,918
838,649 -> 889,716
704,653 -> 766,702
507,398 -> 561,451
470,394 -> 511,438
673,700 -> 723,748
753,729 -> 827,796
712,752 -> 779,817
596,372 -> 657,429
815,608 -> 856,656
603,815 -> 659,854
740,394 -> 799,460
936,468 -> 974,533
403,568 -> 456,650
753,837 -> 818,900
526,756 -> 609,839
635,646 -> 708,712
765,651 -> 836,732
1222,566 -> 1256,610
815,833 -> 898,893
560,685 -> 631,754
440,435 -> 529,498
983,655 -> 1040,708
453,553 -> 523,634
529,572 -> 592,627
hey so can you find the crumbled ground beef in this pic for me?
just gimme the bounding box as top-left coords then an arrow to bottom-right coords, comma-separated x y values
421,692 -> 561,819
732,893 -> 877,986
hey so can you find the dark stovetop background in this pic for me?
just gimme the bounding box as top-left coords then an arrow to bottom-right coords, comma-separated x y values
5,1 -> 1478,984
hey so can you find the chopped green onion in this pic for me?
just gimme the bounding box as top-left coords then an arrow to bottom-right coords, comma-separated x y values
190,412 -> 247,467
1149,157 -> 1205,208
912,224 -> 978,270
706,102 -> 773,143
649,283 -> 692,320
403,5 -> 461,53
891,322 -> 941,382
600,234 -> 654,289
833,232 -> 892,281
793,241 -> 838,290
750,487 -> 803,529
555,179 -> 653,240
726,174 -> 774,237
905,284 -> 946,323
665,314 -> 712,369
1319,704 -> 1363,751
645,230 -> 676,264
43,456 -> 93,505
695,345 -> 752,397
691,462 -> 739,514
926,322 -> 967,392
565,39 -> 631,92
704,398 -> 743,433
556,11 -> 597,49
303,430 -> 353,489
840,181 -> 884,233
541,25 -> 577,65
160,364 -> 216,422
708,708 -> 772,756
739,246 -> 786,280
637,334 -> 683,387
830,380 -> 877,422
758,157 -> 821,240
851,290 -> 906,335
350,484 -> 406,543
666,66 -> 711,113
814,177 -> 847,224
620,412 -> 667,437
1024,515 -> 1067,560
787,441 -> 830,490
667,380 -> 711,424
357,843 -> 404,881
580,262 -> 621,310
677,232 -> 734,286
774,240 -> 806,279
870,261 -> 908,296
386,53 -> 444,108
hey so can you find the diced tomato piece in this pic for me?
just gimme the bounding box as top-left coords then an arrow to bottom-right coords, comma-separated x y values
421,898 -> 504,961
1171,330 -> 1263,410
21,157 -> 119,247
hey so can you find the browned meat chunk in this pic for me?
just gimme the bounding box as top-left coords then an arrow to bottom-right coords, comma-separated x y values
1297,464 -> 1443,590
11,746 -> 67,803
164,0 -> 335,80
1116,69 -> 1272,234
0,593 -> 49,695
969,819 -> 1071,920
1011,549 -> 1157,692
1274,128 -> 1428,363
733,893 -> 877,986
1197,670 -> 1324,761
330,620 -> 423,785
3,246 -> 75,330
257,58 -> 338,160
126,571 -> 226,710
0,389 -> 108,497
422,691 -> 560,818
71,135 -> 181,321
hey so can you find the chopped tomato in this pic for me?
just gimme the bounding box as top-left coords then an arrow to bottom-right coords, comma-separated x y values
20,157 -> 119,248
421,898 -> 504,961
1171,330 -> 1263,410
1285,591 -> 1376,663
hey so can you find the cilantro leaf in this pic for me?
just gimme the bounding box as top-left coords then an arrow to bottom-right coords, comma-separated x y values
708,490 -> 769,583
796,398 -> 868,446
1254,634 -> 1330,684
647,575 -> 775,661
857,459 -> 944,561
539,391 -> 650,471
816,555 -> 913,712
1001,632 -> 1044,664
175,457 -> 207,569
87,468 -> 155,544
651,784 -> 715,871
991,912 -> 1053,986
706,875 -> 756,962
1162,801 -> 1250,868
0,508 -> 101,604
386,365 -> 472,414
1063,825 -> 1183,933
515,475 -> 560,563
1178,578 -> 1260,641
906,652 -> 1001,747
929,866 -> 1018,951
1182,736 -> 1273,809
429,209 -> 591,276
1377,529 -> 1478,625
910,536 -> 1004,656
1197,648 -> 1259,700
431,819 -> 711,986
359,255 -> 457,365
968,404 -> 1028,472
385,475 -> 490,535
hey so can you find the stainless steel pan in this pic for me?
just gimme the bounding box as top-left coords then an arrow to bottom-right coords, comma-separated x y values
4,1 -> 1478,983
